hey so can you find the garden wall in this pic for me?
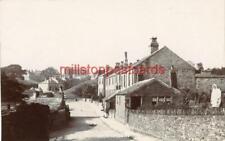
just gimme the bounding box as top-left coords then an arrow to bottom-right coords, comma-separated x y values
127,109 -> 225,141
2,103 -> 70,141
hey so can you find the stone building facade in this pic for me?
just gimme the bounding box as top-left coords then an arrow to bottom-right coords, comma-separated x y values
38,77 -> 60,93
115,95 -> 127,123
97,74 -> 105,97
97,37 -> 198,124
114,78 -> 181,123
99,38 -> 196,102
136,46 -> 196,90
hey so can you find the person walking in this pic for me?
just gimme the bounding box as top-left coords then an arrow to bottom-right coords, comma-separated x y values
210,84 -> 222,108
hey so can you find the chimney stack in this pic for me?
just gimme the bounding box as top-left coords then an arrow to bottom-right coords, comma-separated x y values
129,62 -> 133,66
149,37 -> 159,54
115,62 -> 120,68
124,51 -> 128,66
121,61 -> 124,67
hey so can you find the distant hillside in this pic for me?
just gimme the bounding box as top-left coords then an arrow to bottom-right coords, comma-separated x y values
63,76 -> 91,89
64,79 -> 97,99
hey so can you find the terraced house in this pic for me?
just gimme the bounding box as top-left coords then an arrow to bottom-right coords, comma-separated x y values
98,38 -> 197,122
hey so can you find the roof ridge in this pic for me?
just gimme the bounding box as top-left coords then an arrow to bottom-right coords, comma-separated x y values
133,46 -> 167,67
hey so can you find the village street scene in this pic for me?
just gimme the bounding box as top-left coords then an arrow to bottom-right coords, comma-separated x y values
50,100 -> 160,141
2,37 -> 225,141
1,0 -> 225,141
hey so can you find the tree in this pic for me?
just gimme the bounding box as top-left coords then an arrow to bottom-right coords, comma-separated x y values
196,63 -> 204,73
1,65 -> 34,102
29,71 -> 45,82
211,67 -> 225,75
1,71 -> 28,102
82,84 -> 97,98
1,64 -> 26,79
63,76 -> 91,89
40,67 -> 59,79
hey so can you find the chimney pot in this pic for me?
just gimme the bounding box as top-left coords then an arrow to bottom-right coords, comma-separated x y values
121,61 -> 124,67
149,37 -> 159,54
124,52 -> 128,66
115,62 -> 120,68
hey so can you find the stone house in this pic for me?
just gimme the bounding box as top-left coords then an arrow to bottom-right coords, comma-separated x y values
97,37 -> 202,124
38,77 -> 61,93
114,78 -> 181,123
133,46 -> 196,90
100,38 -> 196,107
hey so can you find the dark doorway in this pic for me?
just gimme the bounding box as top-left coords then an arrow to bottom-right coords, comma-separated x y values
170,65 -> 178,88
138,74 -> 144,81
130,96 -> 141,109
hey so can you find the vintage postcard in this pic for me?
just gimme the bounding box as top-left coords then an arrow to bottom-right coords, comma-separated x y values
1,0 -> 225,141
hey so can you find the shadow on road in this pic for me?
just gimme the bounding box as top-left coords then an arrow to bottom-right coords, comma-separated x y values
50,117 -> 98,138
50,101 -> 135,141
50,136 -> 132,141
83,136 -> 133,141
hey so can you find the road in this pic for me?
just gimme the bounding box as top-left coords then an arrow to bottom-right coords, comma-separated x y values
50,100 -> 160,141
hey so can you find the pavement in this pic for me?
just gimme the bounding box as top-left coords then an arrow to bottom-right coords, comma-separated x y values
50,99 -> 161,141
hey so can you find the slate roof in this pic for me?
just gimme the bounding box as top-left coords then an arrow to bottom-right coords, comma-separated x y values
131,46 -> 195,70
105,78 -> 180,101
105,46 -> 195,77
118,78 -> 179,95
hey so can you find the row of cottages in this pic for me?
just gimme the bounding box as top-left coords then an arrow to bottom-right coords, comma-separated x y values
98,37 -> 197,123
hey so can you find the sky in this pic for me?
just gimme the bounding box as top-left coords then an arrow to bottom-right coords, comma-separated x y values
1,0 -> 224,71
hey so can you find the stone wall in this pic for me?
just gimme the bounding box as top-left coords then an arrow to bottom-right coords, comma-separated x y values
50,109 -> 69,130
144,47 -> 196,91
115,95 -> 127,123
109,109 -> 116,118
2,103 -> 70,141
127,109 -> 225,141
2,103 -> 50,141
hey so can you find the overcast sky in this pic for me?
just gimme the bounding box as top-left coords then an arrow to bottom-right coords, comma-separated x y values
1,0 -> 224,70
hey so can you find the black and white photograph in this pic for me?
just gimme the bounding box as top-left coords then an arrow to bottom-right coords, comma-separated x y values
1,0 -> 225,141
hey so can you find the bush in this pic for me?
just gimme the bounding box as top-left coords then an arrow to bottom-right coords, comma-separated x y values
5,102 -> 50,141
